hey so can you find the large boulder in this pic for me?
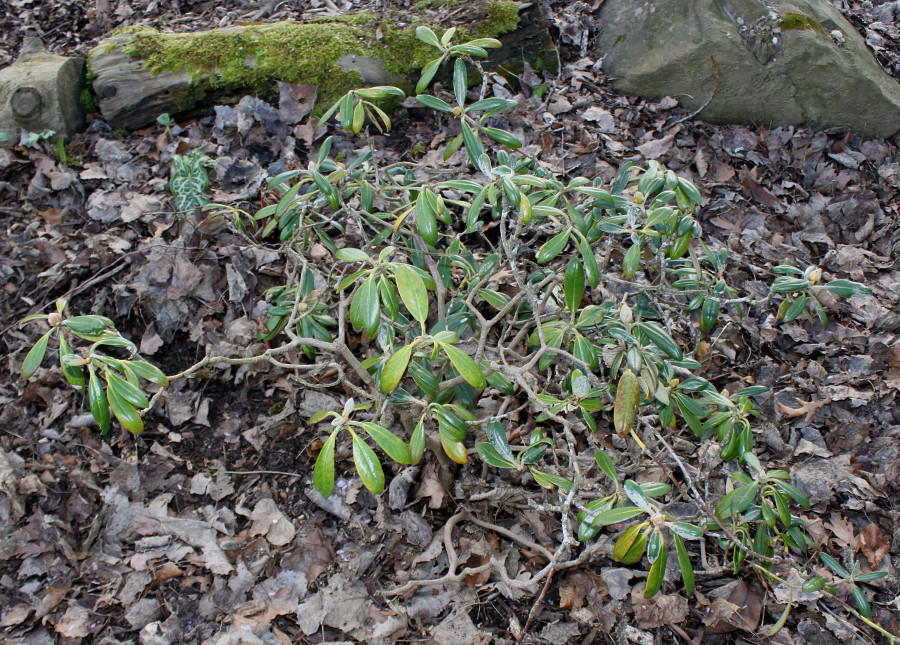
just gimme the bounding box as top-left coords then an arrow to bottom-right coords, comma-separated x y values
596,0 -> 900,138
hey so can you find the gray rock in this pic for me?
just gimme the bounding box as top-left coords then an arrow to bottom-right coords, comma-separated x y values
597,0 -> 900,138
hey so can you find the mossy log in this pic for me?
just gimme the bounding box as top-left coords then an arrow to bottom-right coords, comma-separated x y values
87,1 -> 557,130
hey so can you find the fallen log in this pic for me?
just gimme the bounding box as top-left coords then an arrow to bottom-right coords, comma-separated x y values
87,1 -> 558,130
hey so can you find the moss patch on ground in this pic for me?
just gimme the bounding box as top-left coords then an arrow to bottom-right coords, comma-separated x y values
92,1 -> 521,110
778,11 -> 826,34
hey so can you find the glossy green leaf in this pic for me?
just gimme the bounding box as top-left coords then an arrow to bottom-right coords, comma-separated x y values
577,233 -> 599,288
613,523 -> 648,564
63,315 -> 111,335
106,381 -> 144,434
851,586 -> 872,618
410,416 -> 426,465
673,533 -> 694,594
535,230 -> 570,263
416,57 -> 443,93
624,479 -> 654,513
416,94 -> 454,113
439,431 -> 468,464
634,321 -> 683,360
381,344 -> 414,392
482,126 -> 522,149
715,482 -> 759,519
393,264 -> 429,324
586,506 -> 645,527
453,58 -> 467,106
58,335 -> 85,388
358,422 -> 412,465
486,420 -> 515,462
460,120 -> 483,166
476,443 -> 517,468
415,189 -> 438,246
314,431 -> 338,497
622,243 -> 641,278
88,367 -> 110,434
530,468 -> 573,490
351,431 -> 385,493
668,521 -> 703,540
336,248 -> 372,263
820,553 -> 849,578
415,25 -> 441,48
823,279 -> 872,298
564,258 -> 585,314
126,360 -> 169,386
594,450 -> 617,481
350,276 -> 380,337
645,539 -> 667,598
105,370 -> 149,408
21,331 -> 51,380
439,342 -> 486,388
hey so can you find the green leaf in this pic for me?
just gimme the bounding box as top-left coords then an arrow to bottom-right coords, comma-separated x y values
481,127 -> 522,149
350,276 -> 380,337
358,422 -> 412,465
393,264 -> 429,324
715,482 -> 759,519
336,248 -> 372,263
856,570 -> 888,582
416,57 -> 443,93
381,344 -> 414,392
673,534 -> 694,594
467,97 -> 516,113
415,189 -> 438,246
772,480 -> 810,508
416,94 -> 455,113
415,25 -> 441,48
624,479 -> 654,513
622,243 -> 641,278
634,321 -> 683,360
820,553 -> 850,578
410,416 -> 426,465
594,450 -> 617,481
577,233 -> 599,288
351,431 -> 385,493
88,368 -> 110,434
644,539 -> 667,598
530,468 -> 573,491
460,120 -> 484,166
58,335 -> 85,388
106,381 -> 144,434
453,58 -> 467,107
126,360 -> 168,386
449,44 -> 488,57
314,431 -> 338,497
535,230 -> 570,263
486,420 -> 515,462
439,342 -> 486,388
21,331 -> 52,380
586,506 -> 645,527
439,430 -> 468,464
823,279 -> 872,298
613,523 -> 648,564
668,521 -> 703,540
476,443 -> 517,468
851,585 -> 872,618
564,258 -> 585,314
105,370 -> 149,408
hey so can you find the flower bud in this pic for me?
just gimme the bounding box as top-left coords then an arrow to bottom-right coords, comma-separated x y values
48,312 -> 62,326
619,302 -> 634,324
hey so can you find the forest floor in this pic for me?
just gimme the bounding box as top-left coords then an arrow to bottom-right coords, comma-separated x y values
0,0 -> 899,643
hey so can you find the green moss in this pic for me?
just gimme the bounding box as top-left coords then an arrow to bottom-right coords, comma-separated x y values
413,0 -> 466,8
80,87 -> 98,113
477,1 -> 520,37
93,2 -> 521,112
778,12 -> 826,34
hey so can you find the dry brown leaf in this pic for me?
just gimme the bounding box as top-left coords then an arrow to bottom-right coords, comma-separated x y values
825,513 -> 856,549
631,584 -> 689,629
856,523 -> 890,568
249,498 -> 296,547
704,580 -> 762,634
